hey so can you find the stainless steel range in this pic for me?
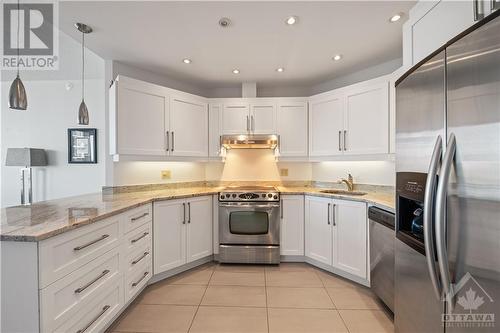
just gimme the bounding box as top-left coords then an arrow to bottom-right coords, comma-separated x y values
218,186 -> 280,264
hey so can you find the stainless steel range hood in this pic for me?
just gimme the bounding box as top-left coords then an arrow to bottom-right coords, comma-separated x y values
220,134 -> 278,149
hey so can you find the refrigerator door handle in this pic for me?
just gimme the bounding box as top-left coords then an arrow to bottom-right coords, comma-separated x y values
424,135 -> 443,300
435,133 -> 456,300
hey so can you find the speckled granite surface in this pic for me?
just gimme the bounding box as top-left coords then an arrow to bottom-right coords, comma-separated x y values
0,184 -> 394,242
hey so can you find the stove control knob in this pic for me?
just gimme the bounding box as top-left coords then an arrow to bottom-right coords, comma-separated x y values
262,194 -> 266,198
273,195 -> 278,199
232,194 -> 237,198
267,193 -> 273,198
220,195 -> 224,200
225,194 -> 230,198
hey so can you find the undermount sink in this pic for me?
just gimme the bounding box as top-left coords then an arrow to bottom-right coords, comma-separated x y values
320,189 -> 367,196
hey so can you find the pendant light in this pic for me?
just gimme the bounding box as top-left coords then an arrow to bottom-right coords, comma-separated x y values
8,0 -> 27,110
75,23 -> 92,125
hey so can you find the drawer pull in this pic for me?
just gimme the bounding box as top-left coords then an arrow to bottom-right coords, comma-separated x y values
131,212 -> 149,221
73,234 -> 109,251
74,269 -> 110,294
76,305 -> 110,333
131,232 -> 149,244
132,252 -> 149,265
132,271 -> 149,287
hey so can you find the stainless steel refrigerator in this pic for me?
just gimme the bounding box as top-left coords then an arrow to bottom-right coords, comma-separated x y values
394,11 -> 500,333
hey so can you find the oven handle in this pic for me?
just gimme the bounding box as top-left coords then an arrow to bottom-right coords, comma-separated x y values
219,203 -> 280,208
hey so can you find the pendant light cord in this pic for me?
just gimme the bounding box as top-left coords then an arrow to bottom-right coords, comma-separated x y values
82,31 -> 85,101
16,0 -> 20,77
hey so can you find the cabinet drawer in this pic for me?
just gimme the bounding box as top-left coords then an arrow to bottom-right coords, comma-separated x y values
52,277 -> 123,333
39,218 -> 121,288
124,222 -> 151,253
126,242 -> 152,273
125,259 -> 151,303
40,248 -> 120,331
123,204 -> 152,234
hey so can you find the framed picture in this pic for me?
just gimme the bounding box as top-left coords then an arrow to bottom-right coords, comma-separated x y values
68,128 -> 97,163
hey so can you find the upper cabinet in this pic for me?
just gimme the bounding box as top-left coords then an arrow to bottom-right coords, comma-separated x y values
276,100 -> 308,157
405,0 -> 499,66
221,102 -> 250,134
309,77 -> 390,158
220,99 -> 276,134
109,76 -> 208,159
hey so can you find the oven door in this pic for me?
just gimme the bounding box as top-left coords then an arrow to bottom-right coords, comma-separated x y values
219,202 -> 280,245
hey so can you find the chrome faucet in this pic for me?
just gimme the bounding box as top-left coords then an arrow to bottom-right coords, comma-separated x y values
341,173 -> 354,192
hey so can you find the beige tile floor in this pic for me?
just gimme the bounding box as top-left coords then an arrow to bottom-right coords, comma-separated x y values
108,262 -> 393,333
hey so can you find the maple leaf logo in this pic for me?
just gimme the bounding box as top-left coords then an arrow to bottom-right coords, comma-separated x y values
457,288 -> 485,313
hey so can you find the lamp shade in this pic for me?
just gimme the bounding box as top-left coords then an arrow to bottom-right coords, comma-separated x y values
5,148 -> 47,167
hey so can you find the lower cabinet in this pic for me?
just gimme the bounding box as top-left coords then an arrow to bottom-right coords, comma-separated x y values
305,196 -> 368,279
280,195 -> 304,256
154,196 -> 213,275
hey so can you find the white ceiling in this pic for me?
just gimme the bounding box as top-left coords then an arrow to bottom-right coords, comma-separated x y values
59,1 -> 415,88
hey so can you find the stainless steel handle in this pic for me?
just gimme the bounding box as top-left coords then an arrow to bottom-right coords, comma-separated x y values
424,136 -> 443,300
131,212 -> 149,221
332,204 -> 336,226
73,234 -> 109,251
74,270 -> 110,294
492,0 -> 499,11
435,133 -> 456,300
132,272 -> 149,287
165,131 -> 170,151
171,131 -> 175,151
278,135 -> 281,151
343,130 -> 347,151
251,115 -> 255,131
327,203 -> 331,225
132,252 -> 149,265
182,202 -> 186,224
246,116 -> 250,131
187,202 -> 191,223
280,199 -> 283,219
76,305 -> 110,333
473,0 -> 484,21
338,131 -> 342,151
131,232 -> 149,244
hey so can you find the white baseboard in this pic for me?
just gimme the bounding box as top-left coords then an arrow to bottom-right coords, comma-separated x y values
149,255 -> 214,284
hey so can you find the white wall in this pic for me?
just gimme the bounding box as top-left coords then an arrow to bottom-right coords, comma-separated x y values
312,160 -> 395,186
1,32 -> 106,207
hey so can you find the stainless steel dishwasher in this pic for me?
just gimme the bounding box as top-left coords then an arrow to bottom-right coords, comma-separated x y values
369,206 -> 395,313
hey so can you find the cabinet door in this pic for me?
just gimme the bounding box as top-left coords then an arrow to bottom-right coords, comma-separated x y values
209,104 -> 221,158
277,101 -> 308,157
344,82 -> 389,155
221,104 -> 250,134
186,196 -> 213,263
280,195 -> 304,256
153,199 -> 186,274
412,1 -> 475,64
117,81 -> 168,156
250,101 -> 276,134
305,196 -> 332,265
309,96 -> 343,156
332,199 -> 367,279
169,96 -> 208,157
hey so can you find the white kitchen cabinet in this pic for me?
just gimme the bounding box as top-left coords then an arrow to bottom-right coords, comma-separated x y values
221,103 -> 250,134
154,196 -> 213,275
309,95 -> 344,157
110,76 -> 209,159
169,95 -> 208,157
280,195 -> 304,256
305,196 -> 333,265
332,199 -> 367,279
343,81 -> 389,155
112,76 -> 169,156
186,196 -> 213,262
250,100 -> 276,134
153,199 -> 186,274
277,101 -> 308,157
209,104 -> 222,158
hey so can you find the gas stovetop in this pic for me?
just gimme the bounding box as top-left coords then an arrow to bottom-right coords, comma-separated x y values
219,186 -> 280,202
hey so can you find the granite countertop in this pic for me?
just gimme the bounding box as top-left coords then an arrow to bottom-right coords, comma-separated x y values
0,185 -> 394,242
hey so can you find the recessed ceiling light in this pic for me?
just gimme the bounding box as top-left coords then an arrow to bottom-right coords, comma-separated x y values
232,69 -> 240,74
285,16 -> 298,25
389,13 -> 403,23
276,67 -> 285,72
333,54 -> 342,61
182,58 -> 192,64
219,17 -> 232,28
